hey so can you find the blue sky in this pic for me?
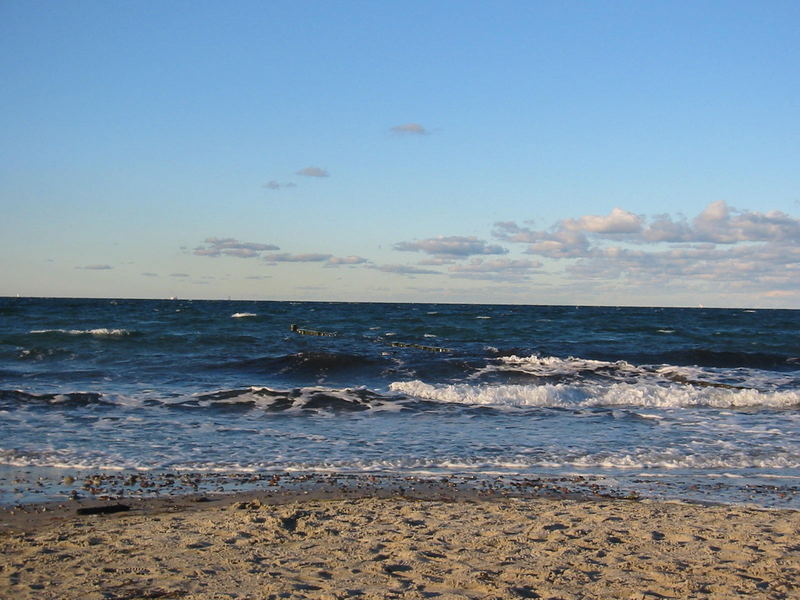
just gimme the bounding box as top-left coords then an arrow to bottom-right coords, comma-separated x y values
2,0 -> 799,307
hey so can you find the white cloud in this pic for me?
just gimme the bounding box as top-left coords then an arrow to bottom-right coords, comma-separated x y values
394,236 -> 508,257
222,248 -> 261,258
633,202 -> 800,244
391,123 -> 429,135
498,202 -> 800,255
640,214 -> 693,242
263,253 -> 333,264
326,256 -> 369,267
564,240 -> 800,296
526,230 -> 591,259
494,223 -> 591,258
263,181 -> 297,190
296,166 -> 329,178
448,258 -> 542,281
690,201 -> 800,243
564,207 -> 643,234
193,238 -> 280,258
371,264 -> 441,275
495,202 -> 800,300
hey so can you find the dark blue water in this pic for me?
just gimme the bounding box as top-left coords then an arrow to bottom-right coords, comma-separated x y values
1,298 -> 799,506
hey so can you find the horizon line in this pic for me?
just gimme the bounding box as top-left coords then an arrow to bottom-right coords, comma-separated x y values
1,295 -> 795,311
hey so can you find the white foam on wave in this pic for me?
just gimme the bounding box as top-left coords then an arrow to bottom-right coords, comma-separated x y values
565,450 -> 800,470
389,379 -> 800,409
231,312 -> 257,318
192,386 -> 406,413
0,449 -> 131,470
483,354 -> 800,392
5,445 -> 800,474
480,354 -> 640,378
30,328 -> 132,337
161,452 -> 800,473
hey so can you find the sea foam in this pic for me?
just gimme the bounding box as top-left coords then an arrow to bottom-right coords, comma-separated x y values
30,328 -> 132,337
388,379 -> 800,409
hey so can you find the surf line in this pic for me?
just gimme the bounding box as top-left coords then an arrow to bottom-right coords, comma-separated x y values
289,324 -> 451,352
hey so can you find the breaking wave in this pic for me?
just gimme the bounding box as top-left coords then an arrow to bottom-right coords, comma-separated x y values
29,328 -> 133,337
180,386 -> 404,413
480,354 -> 799,391
389,380 -> 800,409
486,354 -> 641,378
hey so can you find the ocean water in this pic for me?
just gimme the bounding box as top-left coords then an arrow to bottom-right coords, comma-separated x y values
1,297 -> 799,507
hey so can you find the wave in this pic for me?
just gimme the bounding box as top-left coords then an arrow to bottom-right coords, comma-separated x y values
168,452 -> 800,473
488,354 -> 640,378
480,353 -> 799,391
29,328 -> 134,337
221,351 -> 388,378
184,386 -> 403,413
496,351 -> 799,375
231,312 -> 257,318
0,449 -> 130,470
6,448 -> 798,474
0,389 -> 111,406
530,451 -> 800,471
16,347 -> 76,361
636,349 -> 799,370
389,380 -> 800,409
0,386 -> 410,414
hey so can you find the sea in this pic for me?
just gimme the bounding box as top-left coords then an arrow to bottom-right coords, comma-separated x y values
1,297 -> 799,508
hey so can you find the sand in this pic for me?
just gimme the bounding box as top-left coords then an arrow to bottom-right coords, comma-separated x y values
1,492 -> 798,600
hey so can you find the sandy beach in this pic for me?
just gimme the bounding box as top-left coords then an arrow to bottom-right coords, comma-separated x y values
2,490 -> 798,600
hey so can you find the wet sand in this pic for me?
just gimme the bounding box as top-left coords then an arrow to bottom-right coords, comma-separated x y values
2,489 -> 799,600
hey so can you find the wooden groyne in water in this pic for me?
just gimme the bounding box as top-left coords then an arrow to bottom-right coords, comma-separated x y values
290,324 -> 337,337
290,324 -> 450,352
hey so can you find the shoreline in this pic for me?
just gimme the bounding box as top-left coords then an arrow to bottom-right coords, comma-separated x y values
2,484 -> 799,599
4,466 -> 800,511
0,475 -> 641,535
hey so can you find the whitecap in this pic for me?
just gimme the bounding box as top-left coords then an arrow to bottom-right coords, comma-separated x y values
30,328 -> 132,337
388,379 -> 800,410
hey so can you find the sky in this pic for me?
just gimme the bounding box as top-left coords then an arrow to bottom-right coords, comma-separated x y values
1,0 -> 799,308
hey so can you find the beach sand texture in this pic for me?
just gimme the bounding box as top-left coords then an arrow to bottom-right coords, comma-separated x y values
2,495 -> 799,600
